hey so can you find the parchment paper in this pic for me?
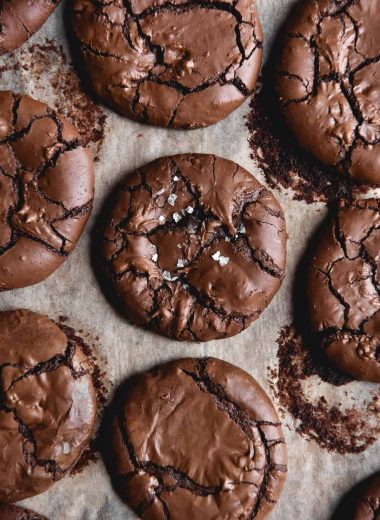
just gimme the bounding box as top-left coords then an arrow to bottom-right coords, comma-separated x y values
0,1 -> 379,519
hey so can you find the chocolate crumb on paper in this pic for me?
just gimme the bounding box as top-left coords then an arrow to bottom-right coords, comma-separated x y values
0,39 -> 107,161
269,324 -> 380,454
57,318 -> 110,474
246,78 -> 369,204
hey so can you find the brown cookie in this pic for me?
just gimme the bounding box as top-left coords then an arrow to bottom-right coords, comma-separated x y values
102,154 -> 287,341
0,504 -> 47,520
0,309 -> 97,503
307,199 -> 380,383
0,0 -> 61,55
275,0 -> 380,185
110,357 -> 287,520
351,473 -> 380,520
0,91 -> 94,290
72,0 -> 263,129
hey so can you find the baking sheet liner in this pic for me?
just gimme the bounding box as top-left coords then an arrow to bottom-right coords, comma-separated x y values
0,0 -> 378,518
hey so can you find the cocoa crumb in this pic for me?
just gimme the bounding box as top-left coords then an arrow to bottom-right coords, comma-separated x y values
269,324 -> 380,454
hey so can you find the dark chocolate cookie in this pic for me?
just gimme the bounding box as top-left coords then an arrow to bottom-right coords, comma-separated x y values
0,91 -> 94,290
0,309 -> 97,503
0,0 -> 61,55
307,199 -> 380,383
350,473 -> 380,520
72,0 -> 263,128
110,357 -> 287,520
0,504 -> 47,520
102,154 -> 287,341
275,0 -> 380,185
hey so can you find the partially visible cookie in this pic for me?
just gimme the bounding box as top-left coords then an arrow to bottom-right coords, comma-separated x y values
110,357 -> 287,520
307,199 -> 380,383
0,91 -> 94,290
0,0 -> 61,55
102,154 -> 287,341
275,0 -> 380,185
350,473 -> 380,520
0,504 -> 47,520
72,0 -> 263,128
0,309 -> 97,503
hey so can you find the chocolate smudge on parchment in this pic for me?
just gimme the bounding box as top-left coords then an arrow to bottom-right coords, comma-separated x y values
56,317 -> 110,475
246,75 -> 370,204
268,324 -> 380,454
0,39 -> 107,161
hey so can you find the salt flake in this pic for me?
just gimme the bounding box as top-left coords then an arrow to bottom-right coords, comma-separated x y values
159,215 -> 166,223
219,256 -> 230,266
212,250 -> 229,266
163,271 -> 178,281
173,212 -> 182,222
151,253 -> 158,262
167,193 -> 177,206
185,206 -> 194,214
62,442 -> 70,454
177,259 -> 185,268
212,251 -> 221,261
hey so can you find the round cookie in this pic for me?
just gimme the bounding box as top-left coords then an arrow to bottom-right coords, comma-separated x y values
72,0 -> 263,129
110,357 -> 287,520
0,0 -> 61,55
351,473 -> 380,520
102,154 -> 287,341
0,91 -> 94,290
0,504 -> 48,520
307,199 -> 380,383
0,309 -> 97,503
275,0 -> 380,185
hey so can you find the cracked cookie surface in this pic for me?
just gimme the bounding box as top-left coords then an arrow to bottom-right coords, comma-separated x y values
0,504 -> 48,520
275,0 -> 380,185
350,473 -> 380,520
0,309 -> 97,503
110,357 -> 287,520
307,199 -> 380,383
102,154 -> 287,341
0,90 -> 94,290
72,0 -> 263,128
0,0 -> 61,55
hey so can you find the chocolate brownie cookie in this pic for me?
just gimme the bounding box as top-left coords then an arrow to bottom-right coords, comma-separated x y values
307,199 -> 380,383
275,0 -> 380,185
351,473 -> 380,520
0,504 -> 47,520
0,0 -> 61,55
110,357 -> 287,520
0,91 -> 94,290
102,154 -> 287,341
72,0 -> 263,128
0,309 -> 97,503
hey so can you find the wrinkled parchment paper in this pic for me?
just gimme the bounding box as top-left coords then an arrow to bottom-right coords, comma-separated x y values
0,1 -> 379,518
